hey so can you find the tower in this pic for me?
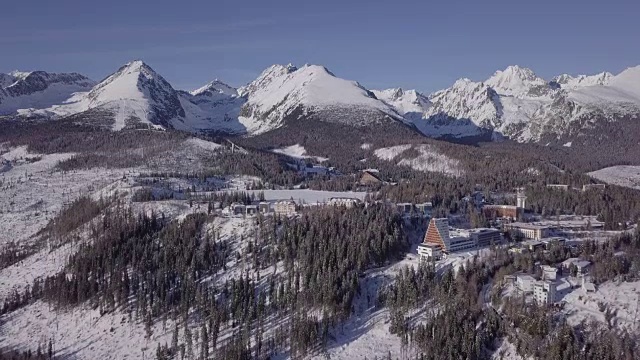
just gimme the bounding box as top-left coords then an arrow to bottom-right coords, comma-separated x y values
516,189 -> 527,209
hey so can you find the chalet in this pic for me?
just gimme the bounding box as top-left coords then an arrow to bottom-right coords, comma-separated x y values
359,170 -> 383,186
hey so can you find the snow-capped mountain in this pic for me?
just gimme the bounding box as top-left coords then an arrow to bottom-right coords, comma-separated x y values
372,88 -> 431,121
0,71 -> 95,115
83,60 -> 186,129
5,59 -> 640,143
191,79 -> 238,98
236,64 -> 400,134
180,79 -> 247,134
484,65 -> 549,97
372,64 -> 640,142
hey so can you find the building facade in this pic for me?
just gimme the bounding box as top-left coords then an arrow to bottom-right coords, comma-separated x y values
482,205 -> 520,220
468,228 -> 502,247
274,200 -> 296,216
533,281 -> 557,305
504,222 -> 550,240
516,274 -> 535,293
328,197 -> 361,208
423,218 -> 476,253
417,243 -> 442,260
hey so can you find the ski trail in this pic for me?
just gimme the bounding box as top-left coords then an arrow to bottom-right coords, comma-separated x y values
113,98 -> 125,131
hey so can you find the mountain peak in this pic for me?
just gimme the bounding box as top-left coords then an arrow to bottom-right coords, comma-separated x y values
191,79 -> 238,97
485,65 -> 546,96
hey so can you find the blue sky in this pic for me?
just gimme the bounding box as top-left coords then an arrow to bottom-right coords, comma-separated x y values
1,0 -> 638,93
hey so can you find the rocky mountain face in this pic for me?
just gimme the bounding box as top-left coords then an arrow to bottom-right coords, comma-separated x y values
0,70 -> 95,115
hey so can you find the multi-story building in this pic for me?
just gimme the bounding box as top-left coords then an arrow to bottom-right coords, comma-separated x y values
274,200 -> 297,216
540,265 -> 558,281
516,274 -> 536,293
417,243 -> 442,260
423,218 -> 476,254
468,228 -> 502,247
533,281 -> 557,305
504,222 -> 550,240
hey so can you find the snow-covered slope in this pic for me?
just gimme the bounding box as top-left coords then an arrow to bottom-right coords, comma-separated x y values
237,64 -> 399,134
372,88 -> 430,121
0,71 -> 95,115
552,72 -> 613,90
180,79 -> 247,134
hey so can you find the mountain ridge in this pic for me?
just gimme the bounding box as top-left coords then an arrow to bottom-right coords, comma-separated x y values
4,60 -> 640,145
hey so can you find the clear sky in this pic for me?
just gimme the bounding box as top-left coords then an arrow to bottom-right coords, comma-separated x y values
1,0 -> 638,93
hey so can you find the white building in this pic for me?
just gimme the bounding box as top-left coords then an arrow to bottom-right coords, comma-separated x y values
415,202 -> 433,215
245,204 -> 258,216
516,274 -> 536,293
328,197 -> 361,208
274,200 -> 297,216
533,281 -> 557,305
417,243 -> 442,260
540,265 -> 557,281
504,222 -> 550,240
396,203 -> 413,214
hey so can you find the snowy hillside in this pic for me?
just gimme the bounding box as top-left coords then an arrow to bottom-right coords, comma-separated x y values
373,144 -> 463,177
0,71 -> 95,115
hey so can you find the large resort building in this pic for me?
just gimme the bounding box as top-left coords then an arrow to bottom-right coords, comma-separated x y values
418,218 -> 501,260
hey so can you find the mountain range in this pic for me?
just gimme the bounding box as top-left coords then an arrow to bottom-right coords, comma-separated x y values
2,60 -> 640,144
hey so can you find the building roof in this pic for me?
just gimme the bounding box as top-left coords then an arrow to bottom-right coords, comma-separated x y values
484,204 -> 518,209
418,243 -> 440,249
561,258 -> 591,268
468,228 -> 500,234
583,282 -> 596,292
516,274 -> 535,282
506,222 -> 550,230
